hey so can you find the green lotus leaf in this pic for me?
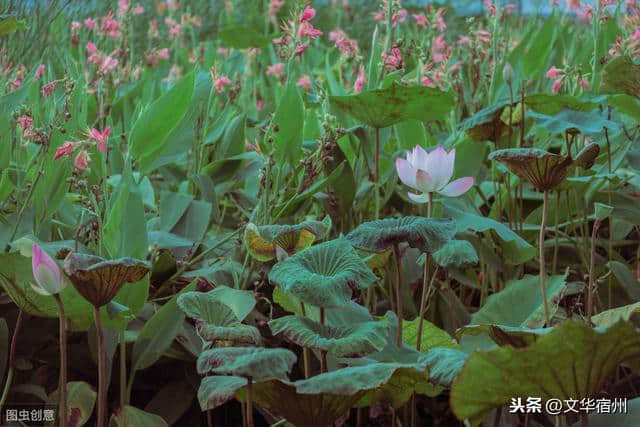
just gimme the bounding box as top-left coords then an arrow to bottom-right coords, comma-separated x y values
0,253 -> 93,330
460,100 -> 512,142
524,93 -> 599,115
357,248 -> 392,270
591,301 -> 640,327
268,237 -> 377,308
419,348 -> 468,387
62,253 -> 150,308
450,320 -> 640,425
330,82 -> 455,128
197,376 -> 248,411
431,239 -> 479,268
469,271 -> 568,329
197,347 -> 297,381
488,143 -> 600,191
528,109 -> 619,135
177,293 -> 238,325
177,285 -> 256,323
109,405 -> 168,427
268,315 -> 387,357
600,55 -> 640,98
244,216 -> 332,262
346,217 -> 456,254
197,323 -> 262,346
455,324 -> 553,348
401,316 -> 461,352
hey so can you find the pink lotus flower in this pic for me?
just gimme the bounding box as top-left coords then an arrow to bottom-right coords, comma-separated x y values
214,75 -> 231,93
297,75 -> 312,92
396,145 -> 474,203
90,127 -> 111,152
85,18 -> 95,29
31,244 -> 66,295
545,66 -> 561,79
354,68 -> 366,93
74,150 -> 90,171
266,62 -> 285,77
54,141 -> 79,160
35,64 -> 45,79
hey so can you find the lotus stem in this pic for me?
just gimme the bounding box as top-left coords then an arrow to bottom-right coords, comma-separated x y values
552,191 -> 560,275
319,308 -> 327,373
0,310 -> 23,410
53,294 -> 68,427
416,193 -> 432,352
540,190 -> 551,326
93,306 -> 106,427
119,328 -> 126,408
588,219 -> 601,324
246,378 -> 254,427
374,127 -> 381,219
393,244 -> 403,347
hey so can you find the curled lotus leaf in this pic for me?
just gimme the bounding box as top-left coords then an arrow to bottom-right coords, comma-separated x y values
488,143 -> 600,191
197,323 -> 262,346
460,100 -> 512,142
198,376 -> 248,411
268,237 -> 378,309
244,216 -> 331,262
63,252 -> 150,308
268,315 -> 387,357
177,286 -> 256,323
346,216 -> 456,254
196,347 -> 297,381
431,239 -> 479,268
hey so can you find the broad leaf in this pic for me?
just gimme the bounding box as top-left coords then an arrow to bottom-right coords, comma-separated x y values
592,302 -> 640,327
268,237 -> 378,308
273,81 -> 304,165
66,381 -> 96,427
420,348 -> 468,387
197,347 -> 297,380
431,239 -> 478,268
331,82 -> 455,128
450,320 -> 640,424
110,405 -> 168,427
269,315 -> 387,357
346,217 -> 456,254
528,109 -> 619,135
197,376 -> 247,411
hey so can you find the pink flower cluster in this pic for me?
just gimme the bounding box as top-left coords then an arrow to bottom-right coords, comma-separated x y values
546,65 -> 589,93
53,127 -> 111,171
328,29 -> 359,57
86,43 -> 119,75
381,47 -> 403,71
373,1 -> 408,27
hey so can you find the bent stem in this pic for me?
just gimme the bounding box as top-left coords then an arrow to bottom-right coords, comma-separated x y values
393,244 -> 403,347
93,306 -> 107,427
540,190 -> 551,326
53,295 -> 68,427
588,219 -> 601,324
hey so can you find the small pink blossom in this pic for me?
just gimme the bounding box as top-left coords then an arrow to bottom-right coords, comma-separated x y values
54,141 -> 79,160
132,4 -> 145,15
84,18 -> 95,29
297,75 -> 312,92
579,77 -> 590,89
421,75 -> 434,87
214,75 -> 231,93
90,127 -> 111,153
412,13 -> 427,28
158,48 -> 170,59
266,62 -> 285,77
257,99 -> 264,112
41,81 -> 57,97
35,64 -> 45,79
382,47 -> 403,71
118,0 -> 130,16
298,21 -> 323,38
546,66 -> 561,79
17,115 -> 33,130
86,42 -> 98,54
300,7 -> 316,22
354,68 -> 366,93
552,77 -> 564,94
74,150 -> 90,171
295,42 -> 310,57
99,55 -> 118,74
71,21 -> 82,32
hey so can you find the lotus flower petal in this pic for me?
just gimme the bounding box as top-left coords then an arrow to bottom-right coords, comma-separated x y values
438,177 -> 474,197
395,157 -> 417,189
424,146 -> 452,190
415,169 -> 434,193
407,192 -> 430,203
31,244 -> 65,295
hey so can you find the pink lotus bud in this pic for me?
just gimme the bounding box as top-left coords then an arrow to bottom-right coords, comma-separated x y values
31,244 -> 66,295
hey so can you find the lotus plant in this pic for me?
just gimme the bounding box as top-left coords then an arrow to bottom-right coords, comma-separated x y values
396,145 -> 472,350
30,244 -> 69,427
63,253 -> 150,427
